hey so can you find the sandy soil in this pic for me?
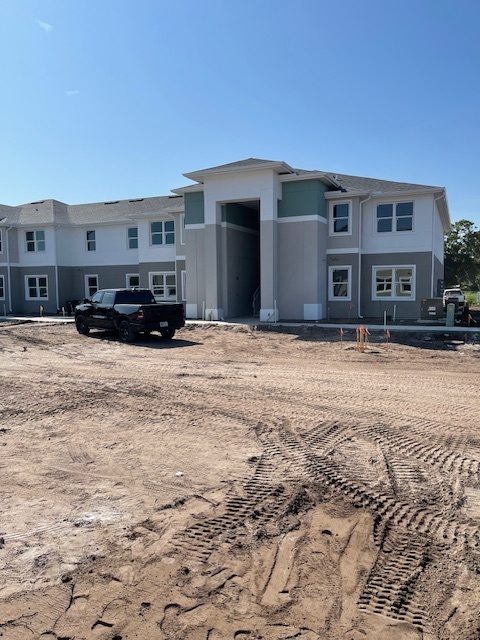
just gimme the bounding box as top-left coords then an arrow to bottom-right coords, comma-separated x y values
1,321 -> 480,640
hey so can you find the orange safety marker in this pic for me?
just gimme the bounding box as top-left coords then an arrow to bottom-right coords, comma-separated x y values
340,327 -> 344,346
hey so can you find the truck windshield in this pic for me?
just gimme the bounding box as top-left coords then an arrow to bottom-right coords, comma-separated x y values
115,291 -> 156,304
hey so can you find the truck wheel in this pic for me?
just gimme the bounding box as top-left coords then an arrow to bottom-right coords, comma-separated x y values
75,316 -> 90,335
160,328 -> 175,340
118,320 -> 136,343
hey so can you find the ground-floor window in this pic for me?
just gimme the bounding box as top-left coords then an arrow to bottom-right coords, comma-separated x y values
373,266 -> 414,300
181,270 -> 186,301
85,274 -> 98,298
25,275 -> 48,300
149,272 -> 176,300
329,266 -> 351,300
0,275 -> 4,299
126,273 -> 140,288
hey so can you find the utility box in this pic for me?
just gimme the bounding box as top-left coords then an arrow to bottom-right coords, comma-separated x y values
421,298 -> 444,320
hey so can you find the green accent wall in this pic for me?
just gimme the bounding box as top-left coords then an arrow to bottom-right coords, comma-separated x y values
278,180 -> 328,218
184,191 -> 205,225
221,203 -> 259,231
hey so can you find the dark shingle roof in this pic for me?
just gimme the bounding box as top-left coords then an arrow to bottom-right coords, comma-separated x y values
294,168 -> 443,193
0,195 -> 184,226
191,157 -> 279,172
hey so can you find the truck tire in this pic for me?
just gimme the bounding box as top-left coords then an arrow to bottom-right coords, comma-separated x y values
118,320 -> 136,343
75,316 -> 90,335
160,328 -> 176,340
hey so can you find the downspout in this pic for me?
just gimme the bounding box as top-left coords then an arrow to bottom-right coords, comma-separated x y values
432,192 -> 444,296
54,226 -> 60,312
5,226 -> 13,313
357,195 -> 371,319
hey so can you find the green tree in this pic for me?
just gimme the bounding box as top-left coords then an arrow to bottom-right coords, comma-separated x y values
444,220 -> 480,289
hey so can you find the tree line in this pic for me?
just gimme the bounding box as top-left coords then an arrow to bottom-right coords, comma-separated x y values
444,220 -> 480,290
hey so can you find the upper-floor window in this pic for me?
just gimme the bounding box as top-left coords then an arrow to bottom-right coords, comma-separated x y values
330,201 -> 351,235
127,227 -> 138,249
26,230 -> 45,252
329,266 -> 352,301
25,275 -> 48,299
86,230 -> 96,251
150,220 -> 175,245
0,275 -> 4,299
376,202 -> 413,233
373,266 -> 414,300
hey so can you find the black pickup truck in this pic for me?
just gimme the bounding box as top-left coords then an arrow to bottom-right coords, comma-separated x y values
74,288 -> 185,343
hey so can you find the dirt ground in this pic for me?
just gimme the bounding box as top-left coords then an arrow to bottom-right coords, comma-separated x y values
1,321 -> 480,640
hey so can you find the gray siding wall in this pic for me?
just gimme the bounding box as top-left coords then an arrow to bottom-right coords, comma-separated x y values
326,253 -> 359,320
185,227 -> 206,318
433,255 -> 444,297
361,252 -> 432,319
11,266 -> 57,315
277,219 -> 327,320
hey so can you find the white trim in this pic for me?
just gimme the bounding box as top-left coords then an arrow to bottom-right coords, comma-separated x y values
326,248 -> 359,254
84,274 -> 98,298
329,199 -> 352,236
25,229 -> 46,253
328,265 -> 352,302
180,214 -> 185,245
25,274 -> 49,300
149,219 -> 176,246
277,215 -> 327,224
175,255 -> 186,261
181,270 -> 186,301
185,223 -> 205,230
372,265 -> 416,301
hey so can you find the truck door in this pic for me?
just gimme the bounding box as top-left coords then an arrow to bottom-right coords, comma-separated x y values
88,290 -> 107,328
98,290 -> 117,329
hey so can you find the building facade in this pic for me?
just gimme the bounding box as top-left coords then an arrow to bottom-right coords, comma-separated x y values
0,158 -> 450,320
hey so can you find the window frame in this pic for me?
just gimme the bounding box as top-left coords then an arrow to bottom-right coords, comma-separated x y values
86,230 -> 96,252
148,271 -> 177,301
25,275 -> 48,300
372,265 -> 415,301
150,220 -> 175,246
84,274 -> 99,298
375,201 -> 414,234
0,229 -> 3,254
328,265 -> 352,301
127,227 -> 138,250
329,200 -> 352,236
180,214 -> 185,245
126,273 -> 140,288
25,229 -> 46,252
181,269 -> 186,301
0,274 -> 5,300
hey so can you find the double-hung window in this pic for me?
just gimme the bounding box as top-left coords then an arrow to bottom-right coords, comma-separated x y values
329,266 -> 352,301
85,275 -> 98,297
330,201 -> 351,235
86,230 -> 96,251
376,202 -> 413,233
26,230 -> 45,252
25,275 -> 48,299
149,272 -> 176,300
373,266 -> 414,300
150,220 -> 175,245
127,227 -> 138,249
0,275 -> 4,299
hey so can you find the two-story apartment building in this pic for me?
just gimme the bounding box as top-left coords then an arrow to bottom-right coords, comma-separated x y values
0,157 -> 450,321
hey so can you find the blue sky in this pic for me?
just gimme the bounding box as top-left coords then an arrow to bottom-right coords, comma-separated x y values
1,0 -> 479,227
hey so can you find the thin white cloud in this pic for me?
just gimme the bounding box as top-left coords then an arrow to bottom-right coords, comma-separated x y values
36,19 -> 53,33
66,90 -> 80,96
